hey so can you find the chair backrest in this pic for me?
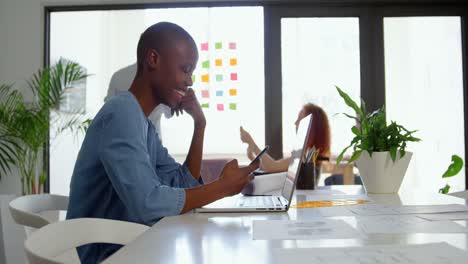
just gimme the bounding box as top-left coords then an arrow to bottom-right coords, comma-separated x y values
449,191 -> 468,200
9,194 -> 69,229
24,218 -> 149,264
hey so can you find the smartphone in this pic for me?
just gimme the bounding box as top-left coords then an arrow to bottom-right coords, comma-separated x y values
249,146 -> 269,166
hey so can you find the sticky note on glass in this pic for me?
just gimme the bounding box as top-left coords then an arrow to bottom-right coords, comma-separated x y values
229,103 -> 237,110
229,42 -> 236,50
201,42 -> 208,51
202,60 -> 210,69
201,103 -> 209,108
216,90 -> 223,96
230,58 -> 237,66
191,75 -> 195,83
215,42 -> 222,50
229,88 -> 237,96
217,104 -> 224,111
215,59 -> 223,67
230,73 -> 237,81
201,90 -> 210,98
201,74 -> 209,83
216,74 -> 223,82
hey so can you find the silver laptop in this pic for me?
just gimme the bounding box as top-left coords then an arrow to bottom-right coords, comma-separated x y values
195,116 -> 311,213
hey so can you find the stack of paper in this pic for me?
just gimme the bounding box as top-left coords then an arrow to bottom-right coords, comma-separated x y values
252,219 -> 361,240
272,243 -> 468,264
355,215 -> 468,234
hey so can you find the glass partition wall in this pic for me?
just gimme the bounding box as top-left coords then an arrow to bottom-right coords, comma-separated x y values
46,3 -> 468,194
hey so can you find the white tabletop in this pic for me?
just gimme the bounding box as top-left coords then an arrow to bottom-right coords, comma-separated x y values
103,186 -> 468,264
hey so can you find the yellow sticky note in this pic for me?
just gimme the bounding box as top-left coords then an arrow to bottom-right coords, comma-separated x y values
201,74 -> 210,83
230,58 -> 237,66
215,59 -> 223,67
229,88 -> 237,96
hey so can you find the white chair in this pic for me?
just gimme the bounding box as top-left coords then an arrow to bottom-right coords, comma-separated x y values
449,191 -> 468,200
9,194 -> 69,230
24,218 -> 149,264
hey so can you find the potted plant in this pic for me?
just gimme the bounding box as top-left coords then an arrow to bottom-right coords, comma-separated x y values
0,59 -> 90,194
335,86 -> 421,193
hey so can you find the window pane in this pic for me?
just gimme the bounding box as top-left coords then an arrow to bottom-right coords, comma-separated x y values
49,7 -> 264,195
281,18 -> 360,185
154,8 -> 265,162
384,17 -> 465,193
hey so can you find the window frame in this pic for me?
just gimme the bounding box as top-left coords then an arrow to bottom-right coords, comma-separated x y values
44,1 -> 468,192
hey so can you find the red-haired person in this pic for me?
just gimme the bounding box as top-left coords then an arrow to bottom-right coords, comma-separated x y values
240,103 -> 331,174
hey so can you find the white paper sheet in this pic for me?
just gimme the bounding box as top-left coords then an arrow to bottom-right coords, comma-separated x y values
356,215 -> 468,234
272,243 -> 468,264
312,207 -> 356,217
349,203 -> 468,216
297,194 -> 371,202
348,203 -> 396,215
394,204 -> 468,214
417,212 -> 468,221
252,219 -> 360,240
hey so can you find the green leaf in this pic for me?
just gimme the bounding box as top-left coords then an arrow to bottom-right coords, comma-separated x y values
390,147 -> 397,162
349,150 -> 363,163
360,98 -> 367,116
439,184 -> 451,194
39,170 -> 47,185
336,145 -> 352,167
335,86 -> 364,118
400,149 -> 406,159
442,155 -> 464,178
339,112 -> 359,122
351,126 -> 360,136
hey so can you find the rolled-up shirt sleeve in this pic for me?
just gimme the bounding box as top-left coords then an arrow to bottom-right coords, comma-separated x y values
98,108 -> 190,225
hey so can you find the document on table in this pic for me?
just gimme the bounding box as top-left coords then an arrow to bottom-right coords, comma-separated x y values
348,203 -> 396,215
272,242 -> 468,264
417,211 -> 468,221
312,207 -> 356,217
349,203 -> 468,216
394,204 -> 468,214
356,215 -> 468,234
252,219 -> 360,240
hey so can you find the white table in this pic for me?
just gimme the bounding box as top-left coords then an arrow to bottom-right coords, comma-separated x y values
103,186 -> 468,264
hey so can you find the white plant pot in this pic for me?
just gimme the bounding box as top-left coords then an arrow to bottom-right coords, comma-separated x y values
356,151 -> 412,194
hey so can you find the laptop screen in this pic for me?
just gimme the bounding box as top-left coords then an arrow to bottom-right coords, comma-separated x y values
280,115 -> 312,202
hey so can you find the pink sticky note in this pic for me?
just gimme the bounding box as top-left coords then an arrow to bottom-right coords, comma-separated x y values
230,73 -> 238,81
229,42 -> 236,50
202,90 -> 210,98
201,42 -> 209,51
217,104 -> 224,111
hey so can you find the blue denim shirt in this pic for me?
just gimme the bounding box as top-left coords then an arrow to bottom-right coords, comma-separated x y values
66,92 -> 202,263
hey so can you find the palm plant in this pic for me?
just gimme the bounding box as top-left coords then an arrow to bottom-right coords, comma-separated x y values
0,59 -> 89,194
0,84 -> 22,179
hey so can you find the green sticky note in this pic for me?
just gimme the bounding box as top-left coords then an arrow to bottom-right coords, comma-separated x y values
229,103 -> 237,110
202,60 -> 210,69
201,103 -> 209,108
215,42 -> 222,49
216,74 -> 223,82
191,75 -> 195,83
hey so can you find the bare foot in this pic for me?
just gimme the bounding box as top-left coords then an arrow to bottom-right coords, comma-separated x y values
240,126 -> 254,145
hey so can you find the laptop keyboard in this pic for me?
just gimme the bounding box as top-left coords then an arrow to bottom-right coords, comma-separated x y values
237,196 -> 283,208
